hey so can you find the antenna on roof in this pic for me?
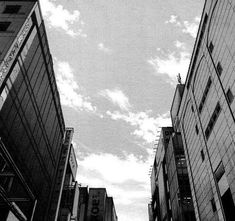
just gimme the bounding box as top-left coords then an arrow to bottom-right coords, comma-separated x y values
177,73 -> 182,84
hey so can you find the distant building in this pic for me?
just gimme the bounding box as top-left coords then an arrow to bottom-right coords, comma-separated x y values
74,187 -> 89,221
149,127 -> 195,221
166,132 -> 195,221
68,187 -> 118,221
150,127 -> 173,221
86,188 -> 118,221
171,0 -> 235,220
105,197 -> 118,221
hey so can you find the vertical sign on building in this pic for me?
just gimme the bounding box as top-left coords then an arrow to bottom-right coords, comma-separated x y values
87,188 -> 107,221
69,144 -> 77,180
48,128 -> 74,221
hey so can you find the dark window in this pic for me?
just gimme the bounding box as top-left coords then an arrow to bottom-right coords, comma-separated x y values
0,22 -> 11,32
209,41 -> 214,53
195,125 -> 199,135
199,77 -> 212,114
221,188 -> 235,221
191,105 -> 194,112
214,162 -> 225,182
3,5 -> 21,14
205,102 -> 221,140
211,198 -> 217,212
226,88 -> 234,104
217,62 -> 223,76
200,150 -> 205,162
199,103 -> 203,113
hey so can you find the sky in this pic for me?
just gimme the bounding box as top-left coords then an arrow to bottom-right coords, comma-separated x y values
39,0 -> 204,220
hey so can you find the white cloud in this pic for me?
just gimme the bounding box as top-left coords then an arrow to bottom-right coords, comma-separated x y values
165,15 -> 181,26
165,15 -> 200,38
148,50 -> 190,84
78,153 -> 149,184
76,152 -> 151,221
174,40 -> 186,50
182,18 -> 200,38
40,0 -> 87,37
55,60 -> 96,112
106,110 -> 171,143
98,43 -> 112,53
100,89 -> 131,111
78,174 -> 149,206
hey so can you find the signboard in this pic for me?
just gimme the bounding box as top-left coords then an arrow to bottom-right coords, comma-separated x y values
69,144 -> 77,180
49,128 -> 74,220
87,188 -> 107,221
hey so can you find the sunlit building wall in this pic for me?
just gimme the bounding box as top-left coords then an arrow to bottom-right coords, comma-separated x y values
150,127 -> 174,221
173,0 -> 235,220
166,132 -> 195,221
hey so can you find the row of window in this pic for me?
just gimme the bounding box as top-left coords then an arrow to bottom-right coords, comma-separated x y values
3,5 -> 21,14
0,5 -> 23,32
205,102 -> 221,139
208,41 -> 234,104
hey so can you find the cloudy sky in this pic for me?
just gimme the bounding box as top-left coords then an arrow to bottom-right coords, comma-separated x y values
39,0 -> 204,220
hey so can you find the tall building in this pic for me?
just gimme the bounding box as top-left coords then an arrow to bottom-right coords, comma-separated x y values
166,132 -> 195,221
150,127 -> 173,221
149,124 -> 196,221
0,1 -> 78,220
171,0 -> 235,220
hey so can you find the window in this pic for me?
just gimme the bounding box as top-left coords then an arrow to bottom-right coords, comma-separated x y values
209,41 -> 214,53
200,150 -> 205,162
214,162 -> 225,182
221,188 -> 235,220
3,5 -> 21,14
0,22 -> 11,32
205,102 -> 221,139
191,105 -> 194,112
195,125 -> 199,135
0,87 -> 8,110
199,77 -> 212,113
211,198 -> 217,212
226,88 -> 234,104
217,62 -> 223,76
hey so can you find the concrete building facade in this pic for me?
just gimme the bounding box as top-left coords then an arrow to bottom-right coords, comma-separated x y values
86,188 -> 118,221
149,127 -> 195,221
171,0 -> 235,220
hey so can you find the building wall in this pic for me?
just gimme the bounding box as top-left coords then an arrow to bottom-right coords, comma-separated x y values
151,127 -> 173,221
0,1 -> 65,220
77,187 -> 89,221
105,197 -> 118,221
166,133 -> 195,221
150,158 -> 159,221
87,188 -> 107,221
177,0 -> 235,220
